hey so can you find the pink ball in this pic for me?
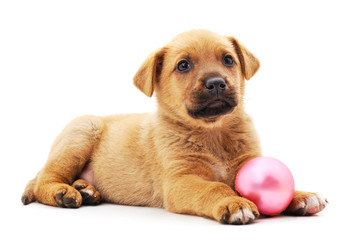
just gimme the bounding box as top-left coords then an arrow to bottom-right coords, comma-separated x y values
235,157 -> 295,216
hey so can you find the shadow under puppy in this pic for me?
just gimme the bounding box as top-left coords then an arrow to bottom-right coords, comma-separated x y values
22,30 -> 327,224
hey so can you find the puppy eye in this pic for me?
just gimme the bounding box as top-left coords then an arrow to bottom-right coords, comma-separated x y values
177,60 -> 192,72
222,55 -> 235,67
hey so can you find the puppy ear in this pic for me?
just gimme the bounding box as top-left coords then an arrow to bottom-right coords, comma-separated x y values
133,48 -> 165,97
228,37 -> 260,80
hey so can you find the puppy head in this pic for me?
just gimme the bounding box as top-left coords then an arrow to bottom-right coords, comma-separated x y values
133,30 -> 260,125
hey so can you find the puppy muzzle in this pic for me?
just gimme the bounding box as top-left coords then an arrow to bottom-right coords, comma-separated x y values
187,77 -> 237,119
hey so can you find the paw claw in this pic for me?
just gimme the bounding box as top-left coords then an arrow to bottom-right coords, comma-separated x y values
253,211 -> 259,219
74,184 -> 86,190
220,213 -> 229,224
231,219 -> 243,225
63,197 -> 73,204
56,191 -> 66,201
295,208 -> 304,216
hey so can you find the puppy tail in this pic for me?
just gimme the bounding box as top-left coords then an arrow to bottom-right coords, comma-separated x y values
21,176 -> 37,205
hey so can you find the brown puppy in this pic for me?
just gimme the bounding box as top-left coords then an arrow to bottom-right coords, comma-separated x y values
22,30 -> 327,224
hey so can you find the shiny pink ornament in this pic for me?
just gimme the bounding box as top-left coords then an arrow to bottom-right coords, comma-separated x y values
235,157 -> 295,216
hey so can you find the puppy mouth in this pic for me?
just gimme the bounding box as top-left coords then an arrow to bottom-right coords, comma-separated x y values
187,98 -> 236,120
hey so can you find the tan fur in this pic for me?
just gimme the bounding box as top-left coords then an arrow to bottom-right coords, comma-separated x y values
22,30 -> 326,223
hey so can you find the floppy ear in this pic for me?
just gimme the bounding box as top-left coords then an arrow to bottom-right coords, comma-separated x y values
228,37 -> 260,80
133,48 -> 165,97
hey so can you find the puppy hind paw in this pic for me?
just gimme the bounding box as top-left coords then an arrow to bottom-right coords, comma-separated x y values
72,179 -> 101,205
54,187 -> 82,208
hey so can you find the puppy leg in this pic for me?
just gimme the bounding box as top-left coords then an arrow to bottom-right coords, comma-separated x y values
29,116 -> 104,208
164,175 -> 259,224
21,177 -> 37,205
72,179 -> 101,205
283,191 -> 328,216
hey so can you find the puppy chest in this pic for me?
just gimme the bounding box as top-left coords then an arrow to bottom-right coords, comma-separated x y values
210,162 -> 227,181
209,160 -> 236,188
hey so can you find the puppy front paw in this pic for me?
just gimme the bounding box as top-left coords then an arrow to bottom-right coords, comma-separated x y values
214,196 -> 259,225
284,191 -> 328,216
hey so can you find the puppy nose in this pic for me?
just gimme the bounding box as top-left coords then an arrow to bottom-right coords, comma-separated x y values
204,77 -> 227,91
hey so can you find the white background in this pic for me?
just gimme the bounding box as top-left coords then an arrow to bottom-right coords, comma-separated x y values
1,0 -> 350,239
